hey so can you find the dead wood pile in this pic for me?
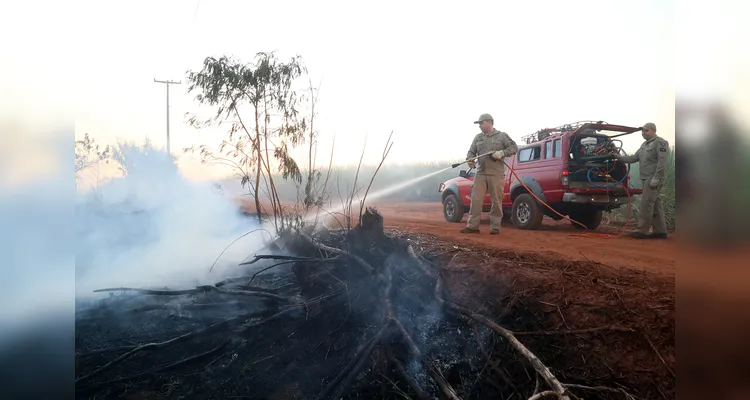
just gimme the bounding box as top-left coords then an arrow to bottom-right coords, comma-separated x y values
75,208 -> 639,400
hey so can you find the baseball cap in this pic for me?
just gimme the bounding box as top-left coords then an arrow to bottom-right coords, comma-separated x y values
641,122 -> 656,131
474,113 -> 493,124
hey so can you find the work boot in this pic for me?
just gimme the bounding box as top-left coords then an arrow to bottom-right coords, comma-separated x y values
489,229 -> 500,235
629,232 -> 650,239
460,227 -> 480,234
649,233 -> 668,239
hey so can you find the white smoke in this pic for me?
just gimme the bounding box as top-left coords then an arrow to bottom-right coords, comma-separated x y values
75,140 -> 272,299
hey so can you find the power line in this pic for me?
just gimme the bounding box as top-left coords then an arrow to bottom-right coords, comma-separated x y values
153,79 -> 181,154
191,0 -> 202,26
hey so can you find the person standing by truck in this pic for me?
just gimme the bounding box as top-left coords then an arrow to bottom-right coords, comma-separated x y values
615,122 -> 669,239
461,113 -> 518,234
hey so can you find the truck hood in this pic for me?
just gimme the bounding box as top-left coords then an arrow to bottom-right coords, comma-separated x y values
443,176 -> 472,186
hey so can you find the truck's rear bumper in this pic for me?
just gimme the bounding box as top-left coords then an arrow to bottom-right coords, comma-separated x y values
562,192 -> 634,205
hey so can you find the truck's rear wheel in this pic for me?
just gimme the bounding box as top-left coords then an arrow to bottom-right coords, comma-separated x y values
569,208 -> 603,230
512,193 -> 543,230
443,194 -> 464,223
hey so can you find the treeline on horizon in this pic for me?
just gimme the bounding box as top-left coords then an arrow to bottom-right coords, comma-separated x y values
219,161 -> 458,203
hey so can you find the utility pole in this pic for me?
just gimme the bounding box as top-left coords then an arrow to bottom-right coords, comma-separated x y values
154,79 -> 181,154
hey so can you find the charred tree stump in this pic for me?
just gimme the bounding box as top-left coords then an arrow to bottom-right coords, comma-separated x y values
350,207 -> 387,253
356,207 -> 384,238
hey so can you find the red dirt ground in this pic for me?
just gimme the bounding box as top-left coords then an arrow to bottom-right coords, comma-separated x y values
237,199 -> 676,276
362,201 -> 676,276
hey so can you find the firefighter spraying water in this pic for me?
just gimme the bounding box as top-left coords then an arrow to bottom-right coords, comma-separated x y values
457,113 -> 518,235
444,117 -> 658,238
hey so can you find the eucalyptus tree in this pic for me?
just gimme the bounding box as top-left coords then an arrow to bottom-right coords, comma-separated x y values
185,52 -> 309,231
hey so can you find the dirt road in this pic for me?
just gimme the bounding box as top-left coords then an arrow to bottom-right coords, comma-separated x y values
237,198 -> 675,275
367,201 -> 676,276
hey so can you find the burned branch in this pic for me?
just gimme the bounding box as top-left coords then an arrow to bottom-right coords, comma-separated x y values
77,339 -> 231,392
76,313 -> 251,384
358,131 -> 394,223
434,274 -> 570,400
385,347 -> 430,400
76,210 -> 662,399
563,384 -> 638,400
299,232 -> 374,273
92,285 -> 293,303
239,254 -> 319,266
208,228 -> 274,272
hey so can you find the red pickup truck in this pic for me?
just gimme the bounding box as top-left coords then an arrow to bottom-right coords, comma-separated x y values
438,121 -> 643,230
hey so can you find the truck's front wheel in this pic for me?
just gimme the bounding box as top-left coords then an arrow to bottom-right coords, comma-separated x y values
443,194 -> 464,223
569,208 -> 603,230
512,193 -> 544,230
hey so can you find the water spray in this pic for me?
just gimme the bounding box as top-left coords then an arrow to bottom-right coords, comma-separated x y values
303,166 -> 453,226
450,151 -> 496,169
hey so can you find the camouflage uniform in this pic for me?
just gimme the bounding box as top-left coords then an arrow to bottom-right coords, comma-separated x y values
618,122 -> 669,237
465,114 -> 518,232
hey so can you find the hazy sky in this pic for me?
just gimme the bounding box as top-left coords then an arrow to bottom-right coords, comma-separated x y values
4,0 -> 682,181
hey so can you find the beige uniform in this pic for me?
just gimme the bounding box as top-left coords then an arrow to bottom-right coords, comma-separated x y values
620,135 -> 670,235
465,129 -> 518,230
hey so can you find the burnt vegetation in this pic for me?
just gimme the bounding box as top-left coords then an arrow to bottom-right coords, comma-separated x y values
75,211 -> 674,399
75,52 -> 674,399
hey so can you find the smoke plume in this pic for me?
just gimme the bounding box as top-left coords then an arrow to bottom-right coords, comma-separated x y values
75,140 -> 270,300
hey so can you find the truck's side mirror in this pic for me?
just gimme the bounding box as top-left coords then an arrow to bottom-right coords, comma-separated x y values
459,170 -> 469,178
